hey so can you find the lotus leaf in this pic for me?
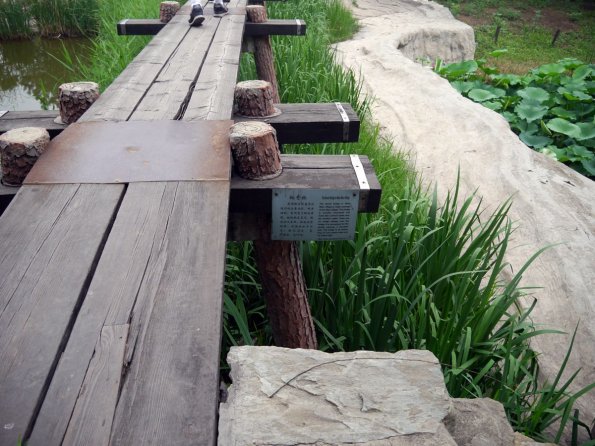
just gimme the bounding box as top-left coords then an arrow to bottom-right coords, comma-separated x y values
546,118 -> 583,139
517,87 -> 550,103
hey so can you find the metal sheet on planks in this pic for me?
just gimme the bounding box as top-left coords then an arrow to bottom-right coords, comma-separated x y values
25,120 -> 232,184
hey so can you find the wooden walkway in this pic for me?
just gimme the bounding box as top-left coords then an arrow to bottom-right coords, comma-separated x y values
0,2 -> 244,444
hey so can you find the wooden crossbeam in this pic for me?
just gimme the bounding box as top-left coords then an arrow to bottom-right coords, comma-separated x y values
117,18 -> 306,36
1,103 -> 359,144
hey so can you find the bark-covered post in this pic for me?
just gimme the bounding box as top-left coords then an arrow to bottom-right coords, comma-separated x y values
231,80 -> 317,349
160,1 -> 180,23
57,82 -> 100,124
246,5 -> 280,103
0,127 -> 50,186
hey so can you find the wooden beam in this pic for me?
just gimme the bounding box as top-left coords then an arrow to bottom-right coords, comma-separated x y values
0,110 -> 66,137
117,18 -> 306,36
2,102 -> 360,145
235,102 -> 360,143
244,19 -> 305,36
230,154 -> 381,214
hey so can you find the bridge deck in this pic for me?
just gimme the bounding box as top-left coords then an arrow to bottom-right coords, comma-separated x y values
0,2 -> 244,444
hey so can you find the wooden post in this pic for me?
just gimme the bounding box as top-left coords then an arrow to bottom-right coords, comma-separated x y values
0,127 -> 49,186
160,1 -> 180,23
233,80 -> 279,117
246,5 -> 280,103
231,81 -> 317,349
57,82 -> 100,125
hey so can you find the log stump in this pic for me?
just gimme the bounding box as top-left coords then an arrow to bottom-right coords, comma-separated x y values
58,82 -> 100,124
0,127 -> 50,186
246,5 -> 280,103
160,1 -> 180,23
230,81 -> 317,350
230,122 -> 282,180
234,80 -> 279,117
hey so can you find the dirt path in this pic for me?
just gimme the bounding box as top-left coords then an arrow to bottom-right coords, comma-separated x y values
335,0 -> 595,440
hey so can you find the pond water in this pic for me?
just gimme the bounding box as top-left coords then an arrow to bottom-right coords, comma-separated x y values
0,37 -> 92,111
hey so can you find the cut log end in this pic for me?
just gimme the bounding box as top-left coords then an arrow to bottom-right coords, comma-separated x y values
0,127 -> 50,186
58,81 -> 100,124
229,121 -> 282,180
234,80 -> 279,118
160,1 -> 180,23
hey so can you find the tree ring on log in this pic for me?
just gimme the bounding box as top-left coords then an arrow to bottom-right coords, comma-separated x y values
229,121 -> 282,180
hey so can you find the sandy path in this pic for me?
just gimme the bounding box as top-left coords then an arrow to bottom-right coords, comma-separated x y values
335,0 -> 595,438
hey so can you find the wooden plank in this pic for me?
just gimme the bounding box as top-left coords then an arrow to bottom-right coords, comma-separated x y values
234,102 -> 360,143
184,12 -> 245,120
0,184 -> 123,445
109,181 -> 229,446
0,110 -> 66,137
230,154 -> 381,213
116,18 -> 302,37
29,183 -> 177,445
62,325 -> 129,446
80,9 -> 193,122
244,19 -> 306,36
130,15 -> 220,121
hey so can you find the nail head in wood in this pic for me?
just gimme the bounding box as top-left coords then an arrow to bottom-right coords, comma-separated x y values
233,80 -> 279,118
229,121 -> 282,180
0,127 -> 50,186
159,1 -> 180,23
57,82 -> 100,124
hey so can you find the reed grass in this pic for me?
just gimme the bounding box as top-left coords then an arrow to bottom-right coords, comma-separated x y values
0,0 -> 32,39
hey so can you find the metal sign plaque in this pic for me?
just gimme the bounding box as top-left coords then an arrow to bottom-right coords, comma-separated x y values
272,189 -> 359,241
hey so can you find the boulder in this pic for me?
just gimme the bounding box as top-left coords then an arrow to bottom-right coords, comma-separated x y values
343,0 -> 475,63
219,347 -> 456,445
334,1 -> 595,439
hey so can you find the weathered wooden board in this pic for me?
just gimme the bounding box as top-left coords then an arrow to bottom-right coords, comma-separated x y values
109,181 -> 229,446
230,155 -> 381,214
0,184 -> 123,445
61,325 -> 129,446
81,8 -> 193,122
130,15 -> 220,121
234,102 -> 360,143
117,18 -> 303,36
184,13 -> 245,120
0,110 -> 66,137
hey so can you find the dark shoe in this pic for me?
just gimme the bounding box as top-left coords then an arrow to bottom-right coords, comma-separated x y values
189,4 -> 205,26
213,2 -> 228,17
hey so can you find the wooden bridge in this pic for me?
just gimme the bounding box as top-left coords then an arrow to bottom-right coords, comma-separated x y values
0,1 -> 380,444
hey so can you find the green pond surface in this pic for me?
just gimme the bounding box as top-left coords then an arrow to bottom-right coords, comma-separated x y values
0,37 -> 91,111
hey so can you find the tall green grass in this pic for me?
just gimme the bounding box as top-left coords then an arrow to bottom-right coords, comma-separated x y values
0,0 -> 99,39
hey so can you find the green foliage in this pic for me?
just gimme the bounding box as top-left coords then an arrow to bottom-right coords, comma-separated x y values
0,0 -> 31,39
0,0 -> 99,39
436,53 -> 595,177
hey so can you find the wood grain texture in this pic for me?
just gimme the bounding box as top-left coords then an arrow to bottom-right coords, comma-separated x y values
0,184 -> 123,445
230,155 -> 381,213
184,12 -> 245,121
0,110 -> 66,137
29,183 -> 176,445
62,325 -> 129,446
234,102 -> 360,143
80,10 -> 192,122
110,181 -> 230,446
130,16 -> 219,121
244,19 -> 306,36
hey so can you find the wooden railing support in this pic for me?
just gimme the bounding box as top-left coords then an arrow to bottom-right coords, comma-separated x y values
246,5 -> 280,102
231,80 -> 317,349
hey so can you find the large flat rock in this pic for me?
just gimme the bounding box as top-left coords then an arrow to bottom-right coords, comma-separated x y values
334,0 -> 595,436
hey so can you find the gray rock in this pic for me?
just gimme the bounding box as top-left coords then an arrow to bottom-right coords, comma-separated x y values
343,0 -> 475,63
218,347 -> 456,445
445,398 -> 514,446
334,1 -> 595,439
513,432 -> 556,446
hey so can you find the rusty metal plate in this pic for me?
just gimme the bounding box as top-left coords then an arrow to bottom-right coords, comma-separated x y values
25,120 -> 232,184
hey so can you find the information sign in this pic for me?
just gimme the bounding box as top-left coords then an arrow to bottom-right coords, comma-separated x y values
271,189 -> 359,241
